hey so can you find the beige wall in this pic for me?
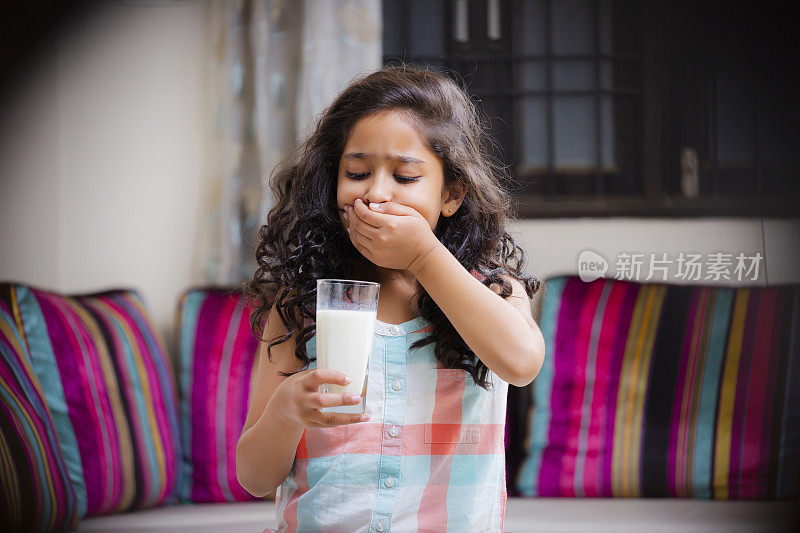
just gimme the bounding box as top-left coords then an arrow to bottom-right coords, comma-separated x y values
509,217 -> 800,311
1,1 -> 798,356
0,2 -> 207,353
510,217 -> 800,286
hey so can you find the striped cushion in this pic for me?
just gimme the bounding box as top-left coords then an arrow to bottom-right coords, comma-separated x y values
78,290 -> 182,509
177,289 -> 260,503
517,276 -> 800,500
0,301 -> 78,532
0,284 -> 181,517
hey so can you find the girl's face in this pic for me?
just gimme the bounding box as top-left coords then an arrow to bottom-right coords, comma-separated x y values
336,109 -> 462,232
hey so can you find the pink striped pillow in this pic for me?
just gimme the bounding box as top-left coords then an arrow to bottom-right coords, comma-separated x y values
1,299 -> 79,532
78,290 -> 182,509
176,288 -> 260,502
2,284 -> 181,517
517,276 -> 800,500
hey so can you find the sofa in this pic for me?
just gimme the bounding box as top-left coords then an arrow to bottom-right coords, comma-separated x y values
1,276 -> 798,533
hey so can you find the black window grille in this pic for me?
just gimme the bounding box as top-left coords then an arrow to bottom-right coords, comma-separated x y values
382,0 -> 800,217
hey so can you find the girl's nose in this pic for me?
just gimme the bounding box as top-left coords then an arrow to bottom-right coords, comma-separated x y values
364,171 -> 392,204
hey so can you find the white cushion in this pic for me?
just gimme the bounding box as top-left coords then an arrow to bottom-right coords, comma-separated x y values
77,501 -> 279,533
77,498 -> 798,532
504,498 -> 798,533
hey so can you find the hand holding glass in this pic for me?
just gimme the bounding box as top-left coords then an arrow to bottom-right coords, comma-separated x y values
316,279 -> 379,414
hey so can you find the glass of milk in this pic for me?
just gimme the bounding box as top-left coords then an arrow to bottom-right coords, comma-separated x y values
316,279 -> 380,414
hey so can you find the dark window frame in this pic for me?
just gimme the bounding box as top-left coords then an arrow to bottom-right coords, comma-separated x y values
382,0 -> 800,218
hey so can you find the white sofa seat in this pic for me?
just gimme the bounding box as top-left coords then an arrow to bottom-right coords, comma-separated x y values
77,498 -> 798,533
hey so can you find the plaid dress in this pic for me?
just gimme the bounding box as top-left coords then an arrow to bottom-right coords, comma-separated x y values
265,315 -> 508,533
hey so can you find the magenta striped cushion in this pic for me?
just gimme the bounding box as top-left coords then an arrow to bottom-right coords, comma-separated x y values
1,284 -> 181,517
517,276 -> 800,499
177,288 -> 260,503
78,290 -> 181,509
1,300 -> 78,532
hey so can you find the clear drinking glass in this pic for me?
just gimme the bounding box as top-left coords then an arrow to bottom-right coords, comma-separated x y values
316,279 -> 380,414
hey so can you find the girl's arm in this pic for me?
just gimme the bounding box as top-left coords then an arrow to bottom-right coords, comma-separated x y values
409,243 -> 545,387
237,384 -> 306,497
236,298 -> 367,497
236,302 -> 306,497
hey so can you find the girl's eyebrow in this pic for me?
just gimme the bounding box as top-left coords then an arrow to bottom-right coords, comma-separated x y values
343,152 -> 426,165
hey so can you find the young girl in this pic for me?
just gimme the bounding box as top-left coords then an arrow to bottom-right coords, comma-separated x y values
237,65 -> 545,532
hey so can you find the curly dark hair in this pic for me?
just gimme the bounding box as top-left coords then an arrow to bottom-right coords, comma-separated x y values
242,64 -> 540,390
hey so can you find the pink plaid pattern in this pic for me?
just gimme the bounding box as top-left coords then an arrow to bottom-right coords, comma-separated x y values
265,315 -> 508,533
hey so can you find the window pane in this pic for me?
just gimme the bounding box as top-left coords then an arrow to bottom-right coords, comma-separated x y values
454,0 -> 469,43
756,32 -> 799,196
665,57 -> 703,196
409,0 -> 445,56
413,57 -> 448,73
599,0 -> 613,54
600,59 -> 612,89
457,59 -> 512,91
554,96 -> 596,169
518,0 -> 546,54
487,0 -> 502,41
520,97 -> 547,169
383,0 -> 405,56
553,59 -> 595,90
600,94 -> 615,170
481,96 -> 511,160
552,0 -> 594,55
604,95 -> 640,194
758,86 -> 793,164
520,60 -> 546,91
715,58 -> 755,167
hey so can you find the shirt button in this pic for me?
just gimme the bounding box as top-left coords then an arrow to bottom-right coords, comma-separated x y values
388,425 -> 399,437
376,520 -> 385,532
389,325 -> 401,335
391,379 -> 401,391
385,476 -> 395,488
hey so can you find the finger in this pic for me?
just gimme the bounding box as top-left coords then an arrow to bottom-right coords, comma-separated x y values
351,237 -> 377,265
309,412 -> 370,428
348,229 -> 375,260
347,211 -> 378,239
358,198 -> 420,222
306,391 -> 362,409
304,369 -> 351,391
351,199 -> 381,230
349,227 -> 373,249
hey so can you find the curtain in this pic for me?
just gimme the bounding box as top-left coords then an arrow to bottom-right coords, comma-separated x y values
195,0 -> 382,285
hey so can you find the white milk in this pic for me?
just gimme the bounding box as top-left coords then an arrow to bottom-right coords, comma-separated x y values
316,309 -> 376,399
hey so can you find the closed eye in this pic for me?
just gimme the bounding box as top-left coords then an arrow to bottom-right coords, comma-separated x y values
344,171 -> 420,183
